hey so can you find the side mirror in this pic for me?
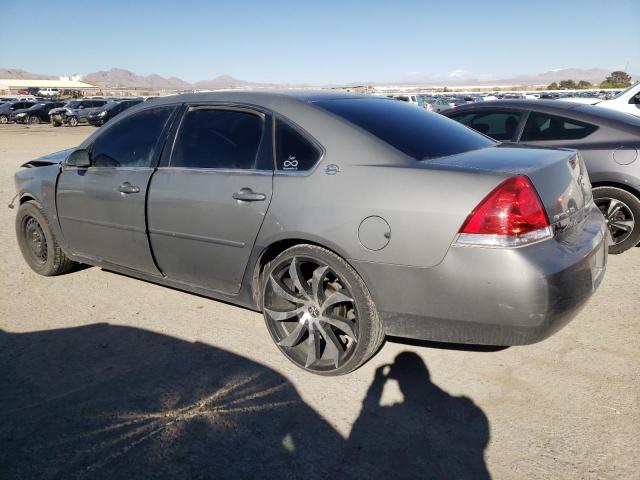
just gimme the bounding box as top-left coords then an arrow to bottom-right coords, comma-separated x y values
65,149 -> 91,168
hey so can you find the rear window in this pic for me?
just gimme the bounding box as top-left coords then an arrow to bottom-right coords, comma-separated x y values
314,98 -> 494,160
521,112 -> 598,141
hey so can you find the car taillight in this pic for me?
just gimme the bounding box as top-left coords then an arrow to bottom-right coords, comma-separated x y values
454,175 -> 552,247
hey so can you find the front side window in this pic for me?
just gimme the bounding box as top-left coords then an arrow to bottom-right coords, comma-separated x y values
275,119 -> 321,171
521,112 -> 598,141
171,108 -> 263,169
450,110 -> 522,141
90,106 -> 174,167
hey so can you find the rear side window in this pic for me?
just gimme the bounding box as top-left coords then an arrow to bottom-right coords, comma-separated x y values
275,119 -> 322,171
171,108 -> 263,169
521,112 -> 598,141
90,106 -> 174,167
315,98 -> 494,160
450,110 -> 522,141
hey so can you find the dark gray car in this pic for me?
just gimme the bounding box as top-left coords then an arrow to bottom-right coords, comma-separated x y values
12,92 -> 608,375
48,99 -> 108,127
443,100 -> 640,253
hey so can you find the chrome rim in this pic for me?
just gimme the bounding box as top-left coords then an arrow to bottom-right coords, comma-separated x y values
29,116 -> 40,124
263,256 -> 359,372
0,115 -> 7,124
24,216 -> 48,264
595,197 -> 635,245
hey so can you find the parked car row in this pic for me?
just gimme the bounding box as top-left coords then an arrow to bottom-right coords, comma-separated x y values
386,83 -> 639,117
0,97 -> 144,127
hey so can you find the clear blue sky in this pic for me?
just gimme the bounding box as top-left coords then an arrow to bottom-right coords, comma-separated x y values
0,0 -> 638,84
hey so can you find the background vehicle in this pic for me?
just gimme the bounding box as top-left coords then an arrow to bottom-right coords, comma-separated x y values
13,92 -> 607,375
12,101 -> 66,124
38,88 -> 60,97
444,100 -> 640,253
429,98 -> 455,112
87,98 -> 143,126
0,100 -> 39,124
594,82 -> 640,117
49,99 -> 108,126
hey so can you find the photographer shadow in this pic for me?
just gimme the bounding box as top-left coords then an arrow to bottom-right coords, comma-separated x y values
343,352 -> 491,479
0,326 -> 490,479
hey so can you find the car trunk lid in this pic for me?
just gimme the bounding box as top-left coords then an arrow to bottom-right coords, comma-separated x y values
425,144 -> 592,228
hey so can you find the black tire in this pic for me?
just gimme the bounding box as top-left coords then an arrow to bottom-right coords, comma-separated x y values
28,115 -> 40,125
261,244 -> 384,376
593,186 -> 640,255
67,116 -> 79,127
51,119 -> 61,127
0,114 -> 8,124
16,201 -> 76,276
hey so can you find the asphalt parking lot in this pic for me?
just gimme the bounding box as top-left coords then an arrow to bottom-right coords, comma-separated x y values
0,124 -> 638,479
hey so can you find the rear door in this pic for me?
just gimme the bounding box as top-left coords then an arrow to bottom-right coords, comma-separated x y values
147,105 -> 273,294
56,105 -> 176,273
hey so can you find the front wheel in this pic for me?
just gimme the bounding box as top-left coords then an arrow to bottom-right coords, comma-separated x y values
0,115 -> 8,124
593,186 -> 640,254
67,116 -> 79,127
16,201 -> 76,275
261,244 -> 384,375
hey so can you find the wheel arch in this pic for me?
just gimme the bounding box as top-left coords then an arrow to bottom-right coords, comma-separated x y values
19,192 -> 41,207
248,236 -> 359,308
591,181 -> 640,199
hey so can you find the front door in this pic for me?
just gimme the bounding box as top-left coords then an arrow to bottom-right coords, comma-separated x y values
57,105 -> 176,274
147,105 -> 273,294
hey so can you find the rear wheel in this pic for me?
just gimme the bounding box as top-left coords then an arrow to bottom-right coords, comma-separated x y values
16,201 -> 76,276
593,186 -> 640,254
261,244 -> 384,375
28,115 -> 40,125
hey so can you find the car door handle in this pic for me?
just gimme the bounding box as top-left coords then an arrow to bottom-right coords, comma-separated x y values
118,182 -> 140,194
232,188 -> 266,202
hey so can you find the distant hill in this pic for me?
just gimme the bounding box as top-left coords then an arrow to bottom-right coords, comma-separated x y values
498,68 -> 622,86
1,66 -> 636,89
0,68 -> 56,80
82,68 -> 192,89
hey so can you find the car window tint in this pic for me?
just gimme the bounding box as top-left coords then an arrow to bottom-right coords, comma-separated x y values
315,98 -> 495,160
450,110 -> 521,140
521,112 -> 598,141
90,106 -> 173,167
275,119 -> 321,171
171,108 -> 263,169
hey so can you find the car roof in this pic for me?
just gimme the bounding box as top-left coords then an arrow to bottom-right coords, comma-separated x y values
445,99 -> 640,129
143,90 -> 369,108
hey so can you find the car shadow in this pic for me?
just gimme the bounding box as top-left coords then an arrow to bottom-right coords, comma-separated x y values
388,335 -> 509,352
0,325 -> 490,479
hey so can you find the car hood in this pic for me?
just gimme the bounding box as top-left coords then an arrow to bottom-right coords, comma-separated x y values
20,148 -> 75,168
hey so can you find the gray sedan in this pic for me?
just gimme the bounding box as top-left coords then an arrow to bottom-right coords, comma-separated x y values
443,100 -> 640,253
13,92 -> 607,375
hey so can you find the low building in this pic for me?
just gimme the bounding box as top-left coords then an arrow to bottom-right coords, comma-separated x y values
0,78 -> 99,96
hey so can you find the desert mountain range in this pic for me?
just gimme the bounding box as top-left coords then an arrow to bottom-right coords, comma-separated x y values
0,67 -> 634,89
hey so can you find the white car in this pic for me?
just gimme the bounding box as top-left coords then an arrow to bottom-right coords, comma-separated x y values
38,88 -> 60,97
594,83 -> 640,117
429,98 -> 455,112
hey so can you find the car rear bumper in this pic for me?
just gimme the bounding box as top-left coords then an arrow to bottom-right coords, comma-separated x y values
351,204 -> 608,346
